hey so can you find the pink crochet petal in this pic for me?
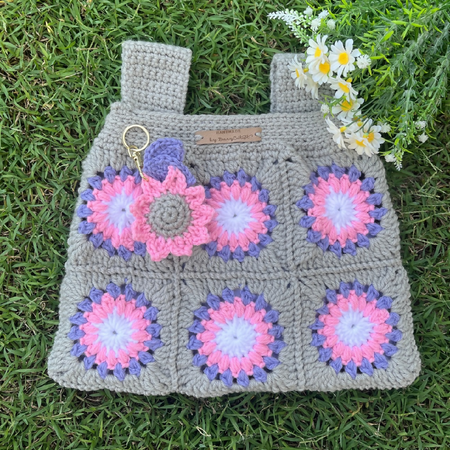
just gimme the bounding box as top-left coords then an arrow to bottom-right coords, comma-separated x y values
233,297 -> 245,317
230,357 -> 241,378
351,346 -> 363,366
218,354 -> 230,373
118,349 -> 130,368
203,320 -> 222,332
95,346 -> 107,364
107,350 -> 118,370
207,350 -> 222,366
146,235 -> 171,261
164,167 -> 188,195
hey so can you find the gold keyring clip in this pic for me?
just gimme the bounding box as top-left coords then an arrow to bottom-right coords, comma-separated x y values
122,125 -> 150,179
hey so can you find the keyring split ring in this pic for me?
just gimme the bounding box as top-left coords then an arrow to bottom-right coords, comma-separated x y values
122,125 -> 150,153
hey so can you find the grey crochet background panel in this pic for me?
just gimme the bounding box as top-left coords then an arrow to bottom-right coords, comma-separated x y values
177,276 -> 303,397
48,40 -> 421,396
299,265 -> 420,391
48,267 -> 176,395
289,151 -> 402,272
180,142 -> 296,275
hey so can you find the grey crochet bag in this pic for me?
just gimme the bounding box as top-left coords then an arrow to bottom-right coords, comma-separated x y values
48,41 -> 421,397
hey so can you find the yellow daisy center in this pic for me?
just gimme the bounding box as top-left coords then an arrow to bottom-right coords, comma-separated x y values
338,82 -> 350,93
341,100 -> 353,112
367,132 -> 375,142
355,139 -> 366,147
357,120 -> 363,126
314,47 -> 322,58
319,61 -> 330,75
338,52 -> 349,65
339,126 -> 347,132
295,68 -> 301,78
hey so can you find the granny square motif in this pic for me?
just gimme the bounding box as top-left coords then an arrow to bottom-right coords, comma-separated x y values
48,41 -> 421,396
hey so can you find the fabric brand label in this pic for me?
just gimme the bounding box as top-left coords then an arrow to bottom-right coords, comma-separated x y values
195,127 -> 262,145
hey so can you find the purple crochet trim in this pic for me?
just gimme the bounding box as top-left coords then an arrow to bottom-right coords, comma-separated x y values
143,138 -> 196,186
309,280 -> 402,379
297,163 -> 387,258
68,282 -> 164,381
187,287 -> 286,388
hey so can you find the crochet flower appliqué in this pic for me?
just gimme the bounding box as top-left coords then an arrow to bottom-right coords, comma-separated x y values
187,287 -> 286,387
130,166 -> 214,261
68,282 -> 163,381
297,164 -> 387,257
204,170 -> 278,262
77,166 -> 146,260
310,281 -> 402,379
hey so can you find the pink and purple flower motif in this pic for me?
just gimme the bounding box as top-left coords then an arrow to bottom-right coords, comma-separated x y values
78,138 -> 215,262
77,166 -> 146,261
297,164 -> 387,258
130,165 -> 215,261
68,282 -> 163,381
204,170 -> 278,262
187,287 -> 286,387
310,281 -> 402,379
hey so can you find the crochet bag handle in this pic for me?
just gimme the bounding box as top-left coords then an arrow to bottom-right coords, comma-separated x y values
121,41 -> 320,114
121,41 -> 192,114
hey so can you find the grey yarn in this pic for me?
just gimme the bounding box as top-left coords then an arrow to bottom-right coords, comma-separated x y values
48,41 -> 421,397
147,193 -> 192,238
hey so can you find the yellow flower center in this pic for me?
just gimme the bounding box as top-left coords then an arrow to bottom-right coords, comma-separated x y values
338,82 -> 350,93
304,68 -> 309,73
357,120 -> 363,126
314,47 -> 322,58
341,100 -> 353,112
355,139 -> 366,147
367,132 -> 375,142
319,61 -> 330,74
295,68 -> 301,78
339,126 -> 347,132
338,52 -> 350,65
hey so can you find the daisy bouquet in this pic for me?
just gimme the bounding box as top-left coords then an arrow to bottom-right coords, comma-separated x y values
269,1 -> 450,169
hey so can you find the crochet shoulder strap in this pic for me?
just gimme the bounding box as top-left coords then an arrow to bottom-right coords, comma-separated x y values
120,41 -> 316,114
121,41 -> 192,114
270,53 -> 321,113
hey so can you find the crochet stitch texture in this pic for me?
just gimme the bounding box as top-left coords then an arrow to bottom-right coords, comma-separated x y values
48,41 -> 421,397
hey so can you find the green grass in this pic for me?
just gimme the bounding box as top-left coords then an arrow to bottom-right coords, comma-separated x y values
1,0 -> 449,449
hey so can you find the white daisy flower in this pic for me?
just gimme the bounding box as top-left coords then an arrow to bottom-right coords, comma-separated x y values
356,54 -> 371,69
321,103 -> 329,114
415,120 -> 427,129
304,6 -> 313,16
309,55 -> 332,84
328,77 -> 358,100
377,122 -> 391,133
329,39 -> 361,77
306,35 -> 328,67
311,18 -> 322,31
289,56 -> 308,89
418,133 -> 429,143
361,119 -> 385,151
318,10 -> 329,19
326,117 -> 347,149
385,153 -> 396,162
345,130 -> 377,157
327,19 -> 336,30
331,97 -> 364,121
305,73 -> 319,99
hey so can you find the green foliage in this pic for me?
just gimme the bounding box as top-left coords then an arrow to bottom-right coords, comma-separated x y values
0,0 -> 449,449
316,0 -> 450,167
